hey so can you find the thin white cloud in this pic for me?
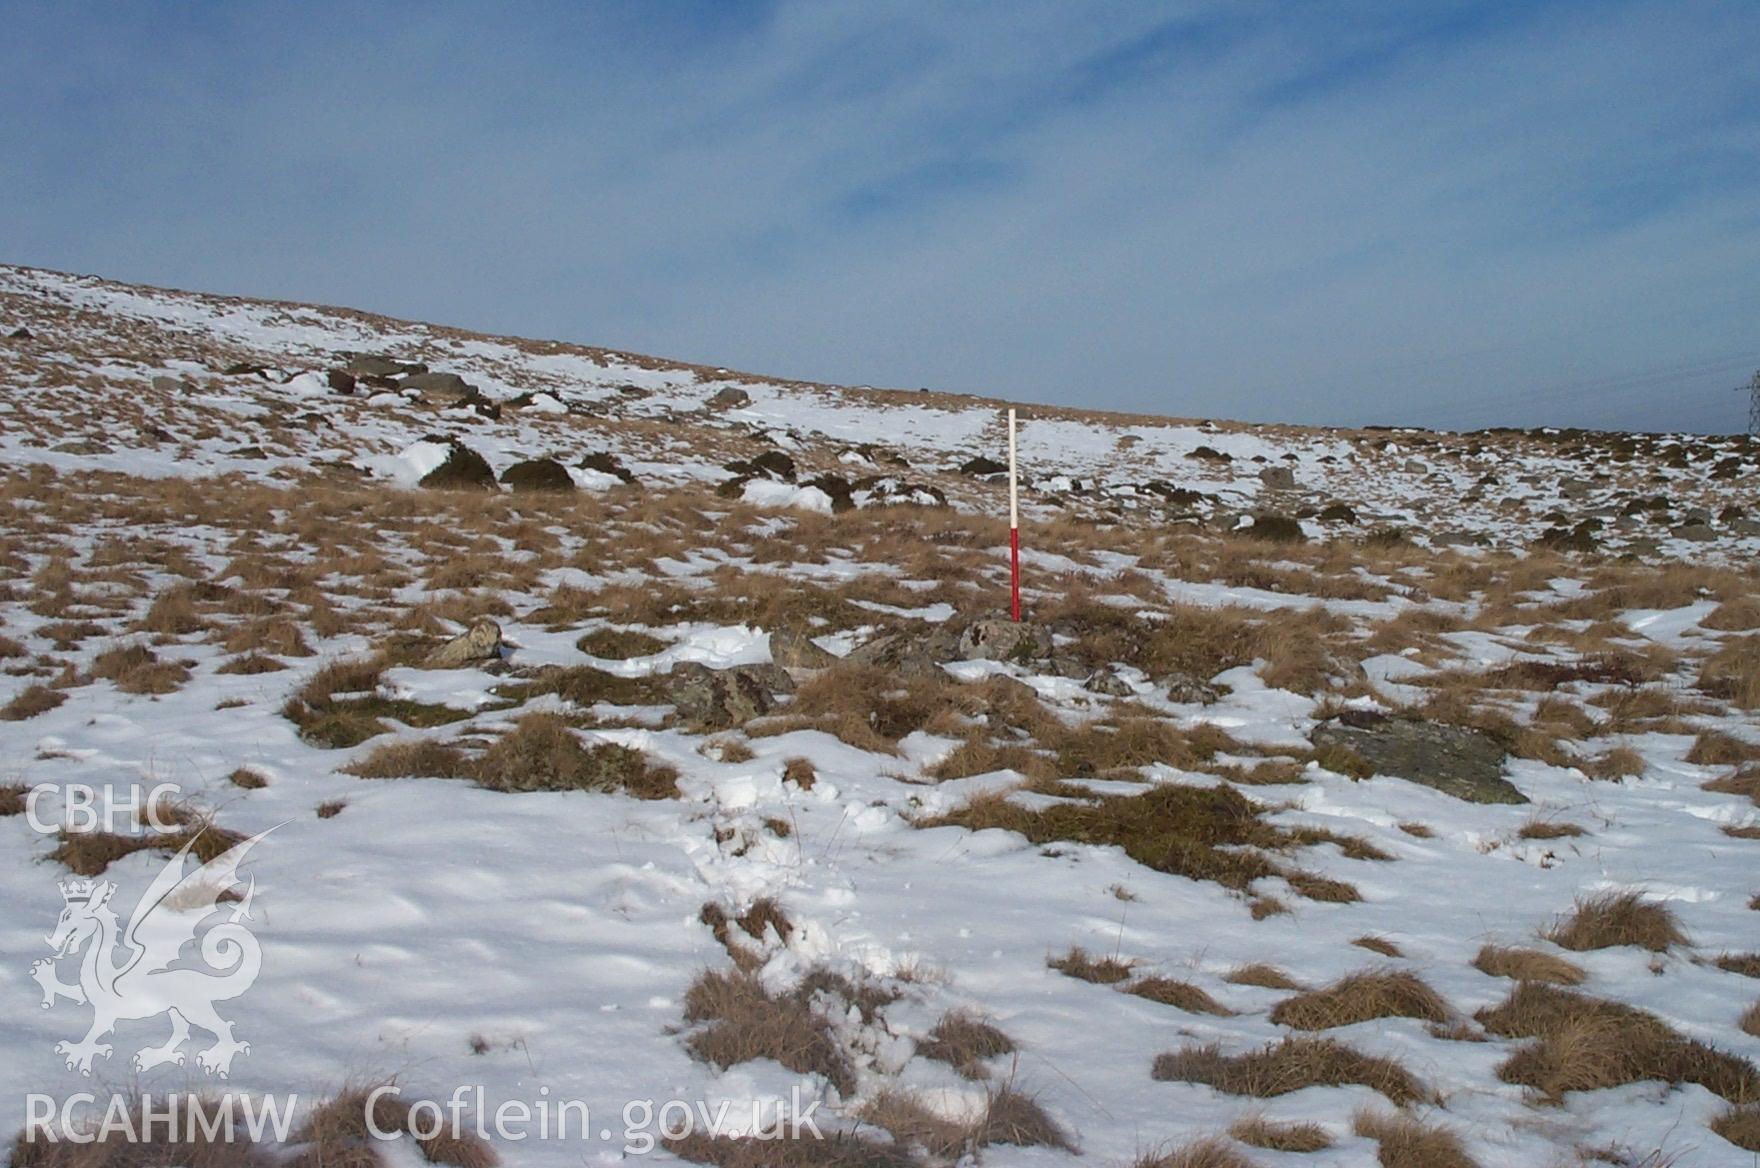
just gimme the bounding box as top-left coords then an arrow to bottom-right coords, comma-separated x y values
2,1 -> 1755,430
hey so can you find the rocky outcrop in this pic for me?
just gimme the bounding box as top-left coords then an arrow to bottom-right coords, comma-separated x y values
668,662 -> 794,730
500,458 -> 575,492
959,455 -> 1007,476
957,618 -> 1051,663
345,354 -> 425,379
400,371 -> 480,407
424,619 -> 503,668
418,441 -> 496,490
769,627 -> 838,670
706,387 -> 750,410
578,451 -> 637,484
1311,710 -> 1525,804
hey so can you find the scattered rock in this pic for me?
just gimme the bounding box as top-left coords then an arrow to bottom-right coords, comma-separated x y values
325,369 -> 357,395
706,387 -> 750,410
424,619 -> 503,668
1187,445 -> 1232,463
1155,672 -> 1225,704
150,375 -> 190,394
957,618 -> 1051,663
400,371 -> 480,407
1084,669 -> 1135,697
418,441 -> 496,490
959,456 -> 1008,476
1317,501 -> 1358,524
769,627 -> 838,670
1258,466 -> 1298,491
744,450 -> 797,480
578,451 -> 636,484
668,662 -> 794,730
1311,711 -> 1525,804
50,439 -> 113,455
1242,513 -> 1305,543
804,473 -> 854,513
8,326 -> 32,340
500,458 -> 575,492
1671,523 -> 1715,542
221,361 -> 269,376
846,624 -> 962,677
346,354 -> 425,378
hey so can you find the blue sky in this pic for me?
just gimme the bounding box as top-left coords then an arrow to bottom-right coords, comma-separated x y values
4,1 -> 1758,431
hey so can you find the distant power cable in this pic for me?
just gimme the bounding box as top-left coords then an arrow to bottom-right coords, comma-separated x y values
1423,350 -> 1759,431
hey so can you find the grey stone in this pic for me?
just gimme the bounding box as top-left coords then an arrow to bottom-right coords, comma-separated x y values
846,625 -> 961,677
424,619 -> 503,668
400,371 -> 479,406
668,662 -> 794,730
1311,712 -> 1526,804
150,375 -> 190,394
346,354 -> 425,378
1672,523 -> 1716,542
417,441 -> 496,490
957,618 -> 1051,663
1259,466 -> 1298,491
706,387 -> 750,410
770,627 -> 838,670
500,458 -> 575,492
1084,669 -> 1134,697
1155,672 -> 1225,704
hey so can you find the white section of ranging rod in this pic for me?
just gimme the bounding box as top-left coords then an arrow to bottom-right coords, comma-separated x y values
1008,407 -> 1018,530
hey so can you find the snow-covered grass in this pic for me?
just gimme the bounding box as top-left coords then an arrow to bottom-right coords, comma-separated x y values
0,266 -> 1758,1166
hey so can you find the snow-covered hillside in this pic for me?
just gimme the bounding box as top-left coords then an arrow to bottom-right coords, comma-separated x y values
0,265 -> 1757,1168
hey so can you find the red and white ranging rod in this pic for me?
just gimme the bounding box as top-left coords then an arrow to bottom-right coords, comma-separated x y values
1008,407 -> 1021,622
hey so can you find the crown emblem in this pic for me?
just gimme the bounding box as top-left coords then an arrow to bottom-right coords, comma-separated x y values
58,878 -> 98,904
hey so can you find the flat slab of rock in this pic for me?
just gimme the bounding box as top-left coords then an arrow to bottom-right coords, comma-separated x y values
1312,711 -> 1526,804
957,618 -> 1051,663
668,662 -> 793,730
424,619 -> 503,668
770,627 -> 837,670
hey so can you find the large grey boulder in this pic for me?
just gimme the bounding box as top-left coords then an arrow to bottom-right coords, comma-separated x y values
400,371 -> 480,406
845,624 -> 961,677
668,662 -> 794,730
1311,710 -> 1526,804
424,619 -> 503,668
417,441 -> 496,490
957,618 -> 1051,663
769,627 -> 838,670
1258,466 -> 1298,491
346,354 -> 425,378
706,387 -> 750,410
500,458 -> 575,492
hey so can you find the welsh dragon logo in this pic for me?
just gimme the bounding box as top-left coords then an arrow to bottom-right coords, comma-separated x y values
31,829 -> 272,1077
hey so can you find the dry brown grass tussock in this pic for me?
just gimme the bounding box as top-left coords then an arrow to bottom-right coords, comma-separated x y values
923,782 -> 1360,901
1153,1036 -> 1429,1105
1126,976 -> 1234,1015
1545,891 -> 1686,952
1227,1115 -> 1332,1153
1352,1109 -> 1481,1168
1224,963 -> 1302,990
1133,1136 -> 1259,1168
1269,969 -> 1451,1030
1472,944 -> 1585,986
1048,946 -> 1134,984
1,683 -> 65,720
914,1010 -> 1015,1078
293,1084 -> 499,1168
1476,982 -> 1759,1103
1713,1104 -> 1760,1152
470,714 -> 678,798
681,968 -> 854,1095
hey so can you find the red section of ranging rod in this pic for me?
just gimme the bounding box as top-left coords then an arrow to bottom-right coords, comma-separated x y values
1009,527 -> 1021,622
